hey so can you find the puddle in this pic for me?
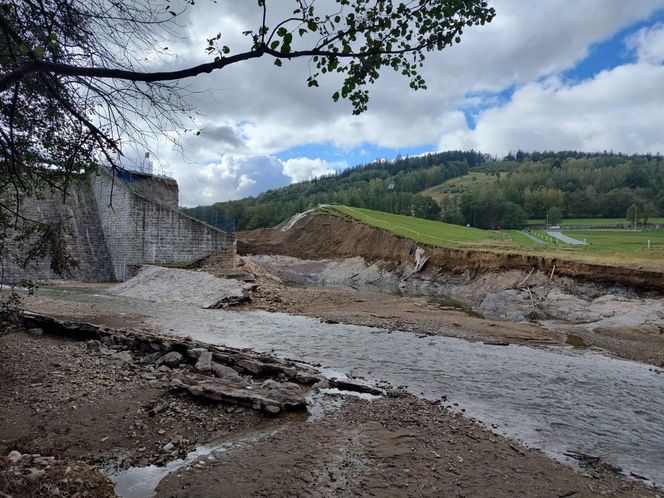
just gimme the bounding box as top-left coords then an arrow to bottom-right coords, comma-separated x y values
32,288 -> 664,486
110,430 -> 274,498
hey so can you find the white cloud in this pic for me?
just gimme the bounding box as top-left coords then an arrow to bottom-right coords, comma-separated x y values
131,1 -> 664,203
439,23 -> 664,156
282,157 -> 342,183
627,22 -> 664,64
441,67 -> 664,155
174,153 -> 344,206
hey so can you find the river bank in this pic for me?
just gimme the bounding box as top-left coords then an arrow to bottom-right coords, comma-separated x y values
1,324 -> 657,498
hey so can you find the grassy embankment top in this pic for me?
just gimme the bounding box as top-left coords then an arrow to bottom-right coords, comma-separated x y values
326,205 -> 664,272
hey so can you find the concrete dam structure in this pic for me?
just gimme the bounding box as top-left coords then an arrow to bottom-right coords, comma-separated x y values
1,167 -> 234,283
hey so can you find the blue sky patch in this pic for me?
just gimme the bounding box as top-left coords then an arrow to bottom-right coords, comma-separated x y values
276,141 -> 436,171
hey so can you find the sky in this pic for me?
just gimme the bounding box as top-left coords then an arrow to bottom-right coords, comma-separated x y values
128,1 -> 664,206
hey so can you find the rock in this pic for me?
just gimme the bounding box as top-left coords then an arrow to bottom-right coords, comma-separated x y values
148,404 -> 167,417
34,456 -> 55,466
295,371 -> 323,385
236,359 -> 265,375
187,347 -> 208,360
195,351 -> 213,372
86,340 -> 102,351
7,450 -> 22,464
141,352 -> 163,365
162,442 -> 175,452
112,351 -> 133,364
27,328 -> 43,336
211,363 -> 244,383
260,379 -> 304,405
158,351 -> 183,368
26,468 -> 46,481
157,365 -> 171,373
171,373 -> 306,414
329,378 -> 383,396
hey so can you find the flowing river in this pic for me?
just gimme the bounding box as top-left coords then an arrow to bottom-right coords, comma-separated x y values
33,288 -> 664,486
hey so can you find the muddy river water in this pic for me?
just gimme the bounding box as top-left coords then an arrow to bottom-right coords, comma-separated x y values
36,288 -> 664,487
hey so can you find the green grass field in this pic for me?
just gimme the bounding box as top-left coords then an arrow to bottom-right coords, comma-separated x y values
326,205 -> 664,271
328,205 -> 509,248
527,217 -> 664,226
419,171 -> 500,204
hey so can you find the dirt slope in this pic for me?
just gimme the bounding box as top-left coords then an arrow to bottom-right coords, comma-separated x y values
238,212 -> 664,291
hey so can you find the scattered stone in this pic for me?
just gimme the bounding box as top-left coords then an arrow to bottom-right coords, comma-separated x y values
187,347 -> 208,360
261,379 -> 303,402
7,450 -> 22,464
27,328 -> 44,336
141,351 -> 163,365
86,340 -> 102,351
158,351 -> 183,368
148,404 -> 168,417
236,359 -> 265,375
171,373 -> 306,414
329,378 -> 383,396
162,442 -> 175,452
112,351 -> 133,364
295,371 -> 323,385
211,363 -> 243,382
26,468 -> 46,481
195,351 -> 213,373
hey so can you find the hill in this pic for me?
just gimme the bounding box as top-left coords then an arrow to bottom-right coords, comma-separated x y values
181,150 -> 487,231
439,152 -> 664,229
183,151 -> 664,232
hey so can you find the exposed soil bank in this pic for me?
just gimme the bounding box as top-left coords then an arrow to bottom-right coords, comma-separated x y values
1,329 -> 657,498
238,212 -> 664,291
236,212 -> 664,367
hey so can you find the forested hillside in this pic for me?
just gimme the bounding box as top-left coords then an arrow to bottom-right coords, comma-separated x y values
183,151 -> 664,232
182,151 -> 487,231
450,152 -> 664,229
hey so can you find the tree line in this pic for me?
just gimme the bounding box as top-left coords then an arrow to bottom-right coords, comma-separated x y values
452,153 -> 664,229
182,151 -> 487,231
184,151 -> 664,232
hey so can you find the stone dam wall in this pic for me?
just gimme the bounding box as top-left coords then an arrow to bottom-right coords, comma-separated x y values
1,169 -> 234,283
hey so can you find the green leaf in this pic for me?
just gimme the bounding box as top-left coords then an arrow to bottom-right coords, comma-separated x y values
34,46 -> 45,58
332,91 -> 340,102
274,58 -> 282,66
270,40 -> 280,49
308,21 -> 317,31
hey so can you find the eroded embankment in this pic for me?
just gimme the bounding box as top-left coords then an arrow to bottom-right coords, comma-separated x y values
238,212 -> 664,291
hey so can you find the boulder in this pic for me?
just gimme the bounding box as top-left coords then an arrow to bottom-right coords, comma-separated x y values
211,363 -> 243,383
171,374 -> 306,414
195,351 -> 213,372
141,351 -> 163,365
187,347 -> 208,360
236,359 -> 265,375
158,351 -> 183,368
7,450 -> 22,464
